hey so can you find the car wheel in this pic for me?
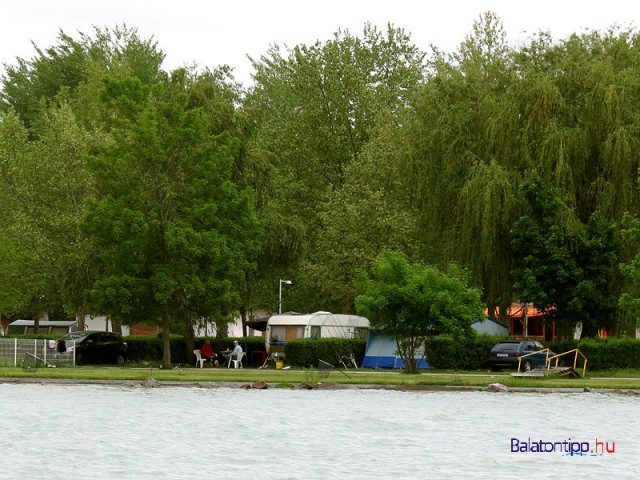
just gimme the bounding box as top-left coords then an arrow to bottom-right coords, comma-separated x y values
523,360 -> 532,372
116,354 -> 126,366
75,352 -> 84,366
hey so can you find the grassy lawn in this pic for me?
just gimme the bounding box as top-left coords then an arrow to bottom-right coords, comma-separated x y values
2,365 -> 640,390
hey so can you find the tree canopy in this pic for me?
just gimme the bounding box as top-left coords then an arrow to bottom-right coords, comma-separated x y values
356,251 -> 483,373
3,13 -> 640,344
84,72 -> 258,364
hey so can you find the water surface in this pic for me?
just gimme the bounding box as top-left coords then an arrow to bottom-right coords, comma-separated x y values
0,384 -> 637,479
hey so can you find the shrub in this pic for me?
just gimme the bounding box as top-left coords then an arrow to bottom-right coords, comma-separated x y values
424,334 -> 505,370
284,338 -> 366,367
126,335 -> 267,366
544,338 -> 579,356
124,335 -> 177,363
575,337 -> 640,370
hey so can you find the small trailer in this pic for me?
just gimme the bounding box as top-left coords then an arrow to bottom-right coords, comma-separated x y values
264,311 -> 370,355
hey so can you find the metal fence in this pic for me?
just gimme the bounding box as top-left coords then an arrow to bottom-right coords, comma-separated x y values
0,338 -> 76,368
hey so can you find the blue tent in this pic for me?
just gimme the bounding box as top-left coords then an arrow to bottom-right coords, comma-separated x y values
361,331 -> 429,369
471,317 -> 509,336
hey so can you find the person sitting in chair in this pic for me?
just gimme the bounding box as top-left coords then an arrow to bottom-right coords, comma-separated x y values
231,340 -> 243,355
201,340 -> 218,366
225,340 -> 243,367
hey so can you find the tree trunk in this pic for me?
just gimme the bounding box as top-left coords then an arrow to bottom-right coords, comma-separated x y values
215,318 -> 228,338
111,318 -> 122,334
397,335 -> 419,374
34,311 -> 47,335
240,305 -> 247,338
162,311 -> 171,366
76,311 -> 85,331
184,319 -> 195,363
573,321 -> 583,340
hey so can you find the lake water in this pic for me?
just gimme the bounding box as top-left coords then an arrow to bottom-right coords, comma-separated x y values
0,383 -> 638,479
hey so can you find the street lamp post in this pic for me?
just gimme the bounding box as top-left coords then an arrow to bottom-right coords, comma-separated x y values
279,279 -> 292,314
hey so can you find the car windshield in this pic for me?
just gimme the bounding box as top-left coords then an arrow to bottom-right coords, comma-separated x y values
61,332 -> 91,342
493,342 -> 520,351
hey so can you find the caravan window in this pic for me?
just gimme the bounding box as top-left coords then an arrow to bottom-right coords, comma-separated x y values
270,325 -> 304,342
270,326 -> 285,342
353,327 -> 368,339
310,326 -> 321,339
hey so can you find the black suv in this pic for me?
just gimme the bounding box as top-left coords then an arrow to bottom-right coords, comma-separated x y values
59,331 -> 128,365
487,339 -> 554,371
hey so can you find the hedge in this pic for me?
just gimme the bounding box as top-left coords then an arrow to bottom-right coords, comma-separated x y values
575,338 -> 640,370
124,335 -> 267,366
424,334 -> 504,370
8,331 -> 640,370
536,337 -> 640,370
423,335 -> 640,371
284,338 -> 367,367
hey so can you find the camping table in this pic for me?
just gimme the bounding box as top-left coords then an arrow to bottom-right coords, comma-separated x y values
221,350 -> 232,367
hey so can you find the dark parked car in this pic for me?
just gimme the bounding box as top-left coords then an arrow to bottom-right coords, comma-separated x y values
487,339 -> 554,372
59,331 -> 128,365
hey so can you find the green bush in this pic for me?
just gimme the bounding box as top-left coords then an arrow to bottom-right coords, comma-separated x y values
125,335 -> 267,366
124,335 -> 181,363
424,334 -> 505,370
284,338 -> 367,367
575,337 -> 640,370
544,338 -> 579,356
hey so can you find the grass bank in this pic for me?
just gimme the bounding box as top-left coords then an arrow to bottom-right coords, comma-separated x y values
2,365 -> 640,390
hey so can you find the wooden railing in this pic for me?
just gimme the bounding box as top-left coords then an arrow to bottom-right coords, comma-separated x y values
547,349 -> 588,377
516,348 -> 554,373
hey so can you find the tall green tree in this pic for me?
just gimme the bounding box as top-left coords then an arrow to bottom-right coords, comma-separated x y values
619,212 -> 640,338
356,250 -> 483,373
0,24 -> 167,325
85,72 -> 258,364
243,23 -> 426,312
402,14 -> 640,324
402,13 -> 521,317
0,103 -> 95,328
305,117 -> 422,312
1,25 -> 165,129
510,172 -> 620,337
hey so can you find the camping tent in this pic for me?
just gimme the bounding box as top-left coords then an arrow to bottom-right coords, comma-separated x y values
361,331 -> 429,369
471,317 -> 509,336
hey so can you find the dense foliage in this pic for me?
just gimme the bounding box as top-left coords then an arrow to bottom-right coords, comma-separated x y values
356,250 -> 483,373
4,14 -> 640,352
424,335 -> 505,370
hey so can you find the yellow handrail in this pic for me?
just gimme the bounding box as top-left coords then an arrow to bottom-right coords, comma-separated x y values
516,348 -> 553,373
547,349 -> 588,377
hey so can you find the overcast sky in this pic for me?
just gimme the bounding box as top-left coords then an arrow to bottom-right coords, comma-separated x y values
3,1 -> 640,86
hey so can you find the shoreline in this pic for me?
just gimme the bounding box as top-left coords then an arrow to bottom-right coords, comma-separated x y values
1,376 -> 639,394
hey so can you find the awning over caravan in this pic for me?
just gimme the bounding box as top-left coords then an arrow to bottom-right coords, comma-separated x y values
7,319 -> 77,335
361,331 -> 429,369
246,317 -> 269,332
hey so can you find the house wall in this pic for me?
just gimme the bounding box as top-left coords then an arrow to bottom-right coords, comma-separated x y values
83,315 -> 131,336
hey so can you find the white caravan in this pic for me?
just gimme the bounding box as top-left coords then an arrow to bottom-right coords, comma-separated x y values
265,311 -> 369,355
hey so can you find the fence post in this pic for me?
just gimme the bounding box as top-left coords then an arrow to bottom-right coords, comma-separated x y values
14,338 -> 17,367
